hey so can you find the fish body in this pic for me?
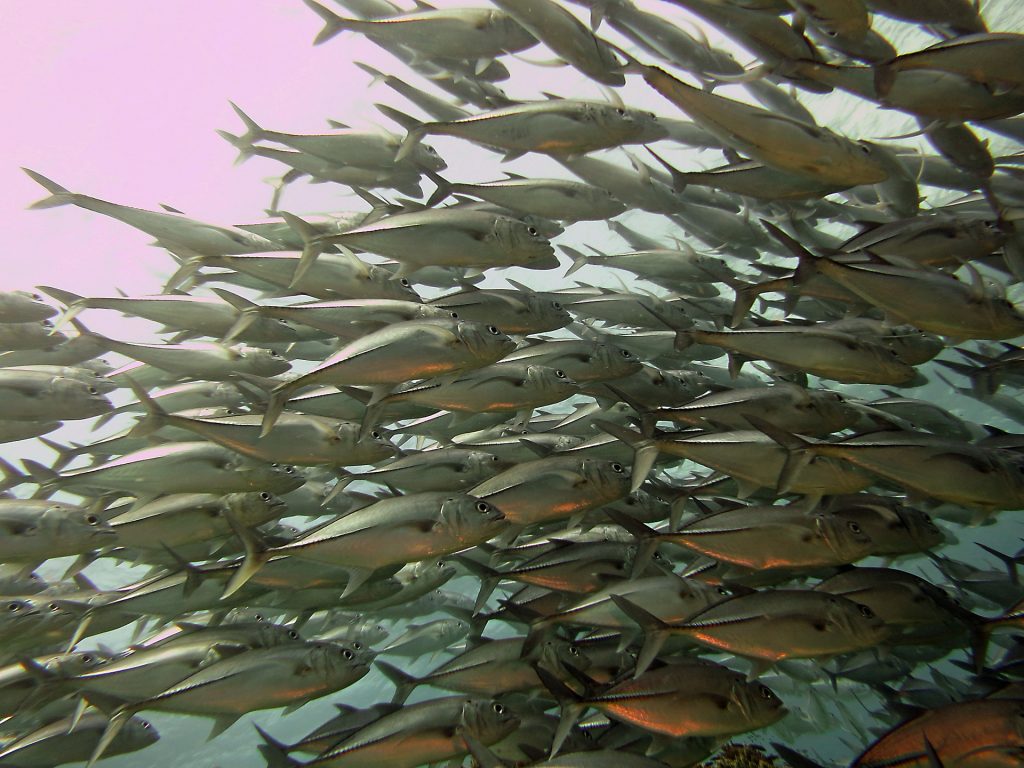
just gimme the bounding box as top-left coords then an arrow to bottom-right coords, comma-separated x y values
401,100 -> 666,161
641,66 -> 889,186
469,456 -> 629,526
306,0 -> 537,60
0,370 -> 112,421
31,441 -> 304,497
24,169 -> 283,256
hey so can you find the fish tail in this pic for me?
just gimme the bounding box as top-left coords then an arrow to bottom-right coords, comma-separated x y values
216,129 -> 256,166
36,285 -> 88,334
533,665 -> 585,758
211,288 -> 261,342
22,168 -> 77,209
37,437 -> 79,472
608,595 -> 671,677
873,61 -> 896,98
255,725 -> 301,768
319,472 -> 355,509
726,279 -> 762,329
604,508 -> 659,579
771,742 -> 827,768
395,125 -> 428,164
261,383 -> 293,438
354,61 -> 387,85
561,245 -> 589,277
0,457 -> 29,493
228,101 -> 266,144
376,660 -> 421,705
744,414 -> 817,494
454,554 -> 501,614
85,706 -> 131,768
423,169 -> 452,206
278,211 -> 324,288
971,622 -> 994,673
124,377 -> 169,439
303,0 -> 349,45
21,459 -> 59,498
594,419 -> 658,493
221,515 -> 271,599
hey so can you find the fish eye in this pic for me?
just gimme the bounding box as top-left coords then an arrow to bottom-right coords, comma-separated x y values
437,560 -> 445,567
270,351 -> 282,357
551,301 -> 562,310
717,587 -> 729,595
87,385 -> 98,394
400,278 -> 411,287
85,514 -> 100,525
492,703 -> 505,714
283,466 -> 295,474
476,501 -> 491,513
555,369 -> 566,378
858,604 -> 875,618
847,521 -> 861,534
760,685 -> 773,698
81,654 -> 93,663
371,430 -> 382,439
487,325 -> 500,335
48,602 -> 60,611
569,645 -> 580,656
449,311 -> 459,319
342,648 -> 354,660
858,143 -> 871,154
527,226 -> 538,236
31,293 -> 43,301
7,603 -> 20,612
288,630 -> 300,639
619,349 -> 632,358
141,720 -> 152,729
352,642 -> 363,650
260,492 -> 271,500
616,108 -> 626,116
611,462 -> 624,473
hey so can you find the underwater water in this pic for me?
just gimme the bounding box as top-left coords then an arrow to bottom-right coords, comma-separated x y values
4,1 -> 1024,767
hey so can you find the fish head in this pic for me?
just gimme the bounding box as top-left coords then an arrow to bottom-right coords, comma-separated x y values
524,294 -> 572,330
824,594 -> 890,646
237,345 -> 291,376
409,140 -> 447,171
807,389 -> 862,431
519,214 -> 564,239
442,494 -> 507,541
581,458 -> 632,500
527,364 -> 578,396
732,678 -> 787,729
626,107 -> 670,143
240,461 -> 306,494
545,638 -> 592,672
491,10 -> 538,51
461,698 -> 521,744
50,648 -> 112,677
51,376 -> 114,417
464,450 -> 508,481
312,639 -> 376,683
500,217 -> 555,264
595,342 -> 644,379
814,512 -> 876,562
457,321 -> 517,363
121,716 -> 161,751
368,264 -> 423,302
223,490 -> 289,527
791,0 -> 870,41
258,621 -> 305,646
45,504 -> 118,544
881,324 -> 944,366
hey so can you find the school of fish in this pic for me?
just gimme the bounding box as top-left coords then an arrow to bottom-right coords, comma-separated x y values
4,0 -> 1024,766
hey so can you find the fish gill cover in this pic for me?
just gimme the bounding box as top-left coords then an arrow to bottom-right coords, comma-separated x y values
3,1 -> 1024,767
